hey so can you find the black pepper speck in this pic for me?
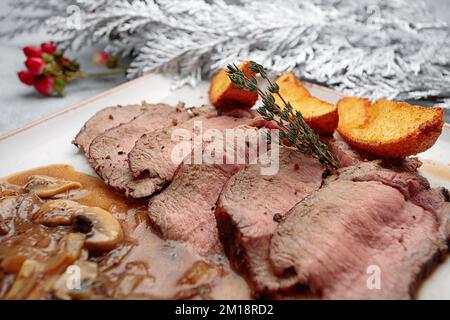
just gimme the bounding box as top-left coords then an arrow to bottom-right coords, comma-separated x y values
273,213 -> 282,223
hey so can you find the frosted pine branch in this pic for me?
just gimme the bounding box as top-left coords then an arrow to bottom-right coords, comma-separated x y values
1,0 -> 450,106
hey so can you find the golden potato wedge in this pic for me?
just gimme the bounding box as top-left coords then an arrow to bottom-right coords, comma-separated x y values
273,72 -> 338,136
337,97 -> 444,158
209,61 -> 258,110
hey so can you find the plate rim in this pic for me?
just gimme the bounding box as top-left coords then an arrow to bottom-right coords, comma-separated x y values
0,74 -> 154,142
1,74 -> 448,142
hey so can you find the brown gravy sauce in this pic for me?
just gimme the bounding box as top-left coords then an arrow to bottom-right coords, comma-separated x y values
0,164 -> 250,299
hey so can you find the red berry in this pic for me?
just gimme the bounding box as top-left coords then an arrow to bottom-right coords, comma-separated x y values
25,57 -> 45,76
92,51 -> 109,66
17,71 -> 36,86
34,77 -> 54,96
23,46 -> 43,58
41,42 -> 57,54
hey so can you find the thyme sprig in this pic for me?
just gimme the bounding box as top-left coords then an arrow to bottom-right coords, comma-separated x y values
226,61 -> 340,168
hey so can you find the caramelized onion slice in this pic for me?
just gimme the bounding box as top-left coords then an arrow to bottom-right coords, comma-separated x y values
25,175 -> 82,198
34,200 -> 124,251
0,217 -> 9,236
0,245 -> 47,273
177,260 -> 216,286
2,234 -> 86,300
0,196 -> 19,236
4,259 -> 42,300
33,199 -> 80,226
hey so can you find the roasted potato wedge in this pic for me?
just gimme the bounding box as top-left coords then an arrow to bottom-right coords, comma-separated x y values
209,61 -> 258,110
273,72 -> 338,136
337,97 -> 444,158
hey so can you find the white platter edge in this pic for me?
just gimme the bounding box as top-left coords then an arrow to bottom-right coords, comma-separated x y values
0,73 -> 449,299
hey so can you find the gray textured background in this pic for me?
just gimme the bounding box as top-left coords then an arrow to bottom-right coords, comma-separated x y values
0,0 -> 449,136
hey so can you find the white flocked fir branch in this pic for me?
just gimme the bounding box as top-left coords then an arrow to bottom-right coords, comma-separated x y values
2,0 -> 450,108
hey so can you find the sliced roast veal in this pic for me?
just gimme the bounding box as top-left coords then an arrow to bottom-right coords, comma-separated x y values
129,106 -> 217,178
73,104 -> 145,154
88,103 -> 193,198
269,172 -> 450,299
215,147 -> 326,294
128,108 -> 254,188
335,159 -> 428,202
336,158 -> 450,232
148,127 -> 263,256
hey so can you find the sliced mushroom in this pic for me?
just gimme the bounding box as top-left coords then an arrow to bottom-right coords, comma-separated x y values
34,200 -> 123,251
33,199 -> 81,226
4,259 -> 42,300
0,196 -> 19,236
0,183 -> 23,198
1,233 -> 86,300
25,175 -> 82,198
44,233 -> 86,274
73,207 -> 124,251
15,193 -> 42,224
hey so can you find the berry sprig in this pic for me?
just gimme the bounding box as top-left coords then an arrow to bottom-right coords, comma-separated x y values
18,43 -> 125,97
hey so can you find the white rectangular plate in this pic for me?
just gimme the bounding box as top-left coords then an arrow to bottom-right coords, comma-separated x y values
0,73 -> 449,299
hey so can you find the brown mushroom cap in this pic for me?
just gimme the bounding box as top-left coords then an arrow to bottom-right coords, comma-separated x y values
34,199 -> 123,251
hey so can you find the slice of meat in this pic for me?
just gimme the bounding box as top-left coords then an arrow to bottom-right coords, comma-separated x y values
129,106 -> 218,178
147,127 -> 264,256
215,147 -> 325,295
128,108 -> 254,186
88,103 -> 193,198
269,178 -> 450,299
149,163 -> 238,256
336,158 -> 450,234
415,188 -> 450,237
73,104 -> 145,154
324,137 -> 423,171
323,136 -> 371,167
336,159 -> 429,203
